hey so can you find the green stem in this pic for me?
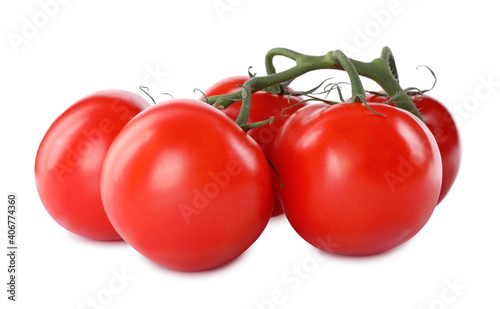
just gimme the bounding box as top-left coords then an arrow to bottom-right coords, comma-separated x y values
232,51 -> 338,125
205,47 -> 422,124
351,58 -> 421,119
331,50 -> 366,103
239,117 -> 274,132
380,46 -> 399,83
264,48 -> 304,93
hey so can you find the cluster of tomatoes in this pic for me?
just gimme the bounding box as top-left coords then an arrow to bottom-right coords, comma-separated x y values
35,73 -> 461,272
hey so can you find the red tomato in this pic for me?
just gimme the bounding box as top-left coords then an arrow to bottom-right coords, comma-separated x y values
365,93 -> 462,205
202,76 -> 307,216
101,99 -> 273,271
35,90 -> 150,241
271,103 -> 442,255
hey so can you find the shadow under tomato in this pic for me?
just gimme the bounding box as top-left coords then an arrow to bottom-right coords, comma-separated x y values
66,232 -> 126,246
311,237 -> 416,262
137,248 -> 252,276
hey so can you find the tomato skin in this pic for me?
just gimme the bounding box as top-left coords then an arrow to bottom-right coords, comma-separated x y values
365,93 -> 462,204
203,76 -> 307,216
101,99 -> 273,272
35,90 -> 150,241
271,103 -> 442,255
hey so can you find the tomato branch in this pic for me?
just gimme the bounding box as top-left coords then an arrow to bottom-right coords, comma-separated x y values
203,47 -> 423,125
380,46 -> 400,83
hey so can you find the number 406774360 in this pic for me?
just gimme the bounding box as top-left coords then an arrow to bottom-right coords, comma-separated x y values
7,194 -> 16,246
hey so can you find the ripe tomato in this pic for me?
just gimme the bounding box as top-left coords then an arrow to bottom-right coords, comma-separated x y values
202,76 -> 307,216
35,90 -> 150,241
101,99 -> 273,271
365,93 -> 462,205
271,103 -> 442,255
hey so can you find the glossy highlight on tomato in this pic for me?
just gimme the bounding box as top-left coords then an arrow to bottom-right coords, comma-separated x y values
101,99 -> 273,272
365,93 -> 462,204
35,90 -> 150,240
203,76 -> 307,216
271,103 -> 442,255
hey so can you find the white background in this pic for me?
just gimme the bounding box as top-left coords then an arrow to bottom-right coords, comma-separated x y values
1,0 -> 499,308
